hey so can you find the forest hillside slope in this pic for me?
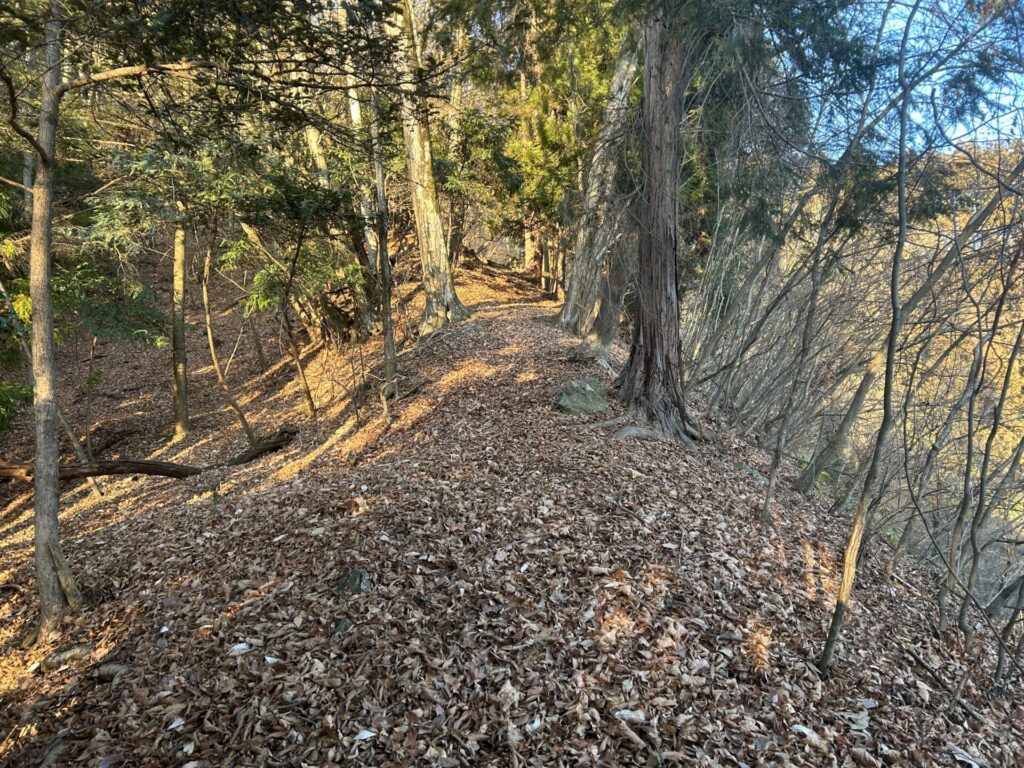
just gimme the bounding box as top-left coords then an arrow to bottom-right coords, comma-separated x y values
0,269 -> 1021,767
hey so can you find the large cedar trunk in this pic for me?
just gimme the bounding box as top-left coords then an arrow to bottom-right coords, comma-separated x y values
616,12 -> 702,444
394,0 -> 467,335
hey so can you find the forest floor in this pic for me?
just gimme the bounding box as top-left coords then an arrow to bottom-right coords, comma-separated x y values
1,265 -> 1022,767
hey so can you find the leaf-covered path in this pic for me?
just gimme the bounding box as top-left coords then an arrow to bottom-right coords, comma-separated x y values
1,271 -> 1021,766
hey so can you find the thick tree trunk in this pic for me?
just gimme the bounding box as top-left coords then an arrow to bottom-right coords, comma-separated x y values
560,34 -> 638,336
393,0 -> 467,335
615,12 -> 703,445
171,217 -> 192,442
28,0 -> 82,643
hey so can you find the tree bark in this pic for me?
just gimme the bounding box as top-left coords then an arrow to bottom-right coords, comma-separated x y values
615,11 -> 703,444
392,0 -> 467,335
171,215 -> 192,442
371,89 -> 398,401
560,33 -> 638,336
27,0 -> 82,642
1,459 -> 203,482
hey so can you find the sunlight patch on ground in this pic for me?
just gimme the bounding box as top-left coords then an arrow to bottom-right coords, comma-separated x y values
744,618 -> 773,678
434,362 -> 501,395
271,415 -> 359,482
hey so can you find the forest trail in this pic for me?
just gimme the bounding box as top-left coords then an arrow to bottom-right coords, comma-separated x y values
0,268 -> 1021,766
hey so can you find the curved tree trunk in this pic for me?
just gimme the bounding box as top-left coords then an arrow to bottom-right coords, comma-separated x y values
392,0 -> 467,335
818,4 -> 918,673
560,33 -> 638,337
202,245 -> 258,446
616,11 -> 704,444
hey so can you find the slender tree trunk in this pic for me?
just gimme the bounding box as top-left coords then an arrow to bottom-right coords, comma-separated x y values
21,149 -> 34,218
171,215 -> 192,442
248,318 -> 269,372
616,12 -> 704,444
202,246 -> 258,446
938,328 -> 986,634
796,355 -> 880,494
445,27 -> 469,268
27,0 -> 82,644
819,2 -> 919,674
798,156 -> 1024,495
957,318 -> 1024,648
281,228 -> 317,418
338,3 -> 378,272
762,262 -> 820,521
370,90 -> 398,401
560,33 -> 638,336
303,123 -> 377,339
392,0 -> 467,335
994,578 -> 1024,684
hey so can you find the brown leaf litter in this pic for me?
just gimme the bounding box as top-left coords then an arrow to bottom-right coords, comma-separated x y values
0,267 -> 1021,766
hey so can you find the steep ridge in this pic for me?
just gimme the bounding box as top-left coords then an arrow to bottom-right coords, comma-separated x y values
1,269 -> 1021,766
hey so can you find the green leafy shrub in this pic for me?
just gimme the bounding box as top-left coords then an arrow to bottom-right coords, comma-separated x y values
0,379 -> 30,432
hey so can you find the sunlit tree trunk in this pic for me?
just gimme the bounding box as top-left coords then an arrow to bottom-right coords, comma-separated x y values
27,0 -> 83,643
171,214 -> 192,442
392,0 -> 467,335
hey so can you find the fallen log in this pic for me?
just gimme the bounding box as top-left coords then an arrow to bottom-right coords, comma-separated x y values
223,428 -> 298,467
0,428 -> 297,484
0,459 -> 203,483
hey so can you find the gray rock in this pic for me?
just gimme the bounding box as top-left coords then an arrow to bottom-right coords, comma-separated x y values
555,378 -> 610,415
331,617 -> 354,637
337,569 -> 374,594
40,644 -> 92,672
94,662 -> 130,682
